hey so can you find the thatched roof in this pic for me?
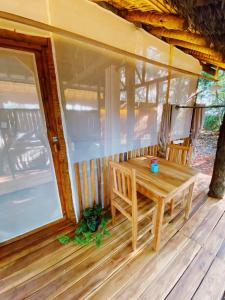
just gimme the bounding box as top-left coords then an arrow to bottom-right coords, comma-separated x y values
90,0 -> 225,75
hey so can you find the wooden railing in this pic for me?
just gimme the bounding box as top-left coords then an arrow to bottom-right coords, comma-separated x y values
171,137 -> 191,147
74,144 -> 159,220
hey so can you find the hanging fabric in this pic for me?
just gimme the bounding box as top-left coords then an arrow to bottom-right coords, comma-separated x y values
190,104 -> 205,146
158,45 -> 173,157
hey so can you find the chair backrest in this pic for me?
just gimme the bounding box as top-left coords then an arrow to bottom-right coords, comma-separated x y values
109,161 -> 136,206
166,144 -> 192,166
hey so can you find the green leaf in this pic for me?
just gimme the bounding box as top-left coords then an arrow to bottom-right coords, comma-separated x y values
87,218 -> 97,232
75,219 -> 88,234
103,229 -> 110,237
73,235 -> 82,244
96,238 -> 101,248
83,207 -> 93,218
57,235 -> 71,244
93,204 -> 102,216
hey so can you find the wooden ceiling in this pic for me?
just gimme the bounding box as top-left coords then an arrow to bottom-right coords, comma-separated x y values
90,0 -> 225,75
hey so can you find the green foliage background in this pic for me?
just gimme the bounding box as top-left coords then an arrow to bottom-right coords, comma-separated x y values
197,70 -> 225,131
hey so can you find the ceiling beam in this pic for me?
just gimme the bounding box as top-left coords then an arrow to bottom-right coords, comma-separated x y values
149,28 -> 208,46
183,49 -> 225,70
168,39 -> 222,61
125,11 -> 185,30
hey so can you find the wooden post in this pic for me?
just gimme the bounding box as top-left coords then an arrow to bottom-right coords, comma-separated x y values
208,112 -> 225,199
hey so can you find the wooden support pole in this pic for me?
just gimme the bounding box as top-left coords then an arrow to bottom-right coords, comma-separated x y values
208,112 -> 225,199
169,39 -> 222,61
150,28 -> 207,46
125,11 -> 185,30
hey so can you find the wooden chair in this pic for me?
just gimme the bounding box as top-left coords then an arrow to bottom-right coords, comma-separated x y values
109,161 -> 156,251
166,144 -> 192,166
166,144 -> 193,216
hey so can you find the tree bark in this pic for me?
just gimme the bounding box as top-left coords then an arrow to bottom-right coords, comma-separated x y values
208,112 -> 225,199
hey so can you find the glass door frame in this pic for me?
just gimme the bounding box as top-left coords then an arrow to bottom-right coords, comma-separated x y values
0,29 -> 76,242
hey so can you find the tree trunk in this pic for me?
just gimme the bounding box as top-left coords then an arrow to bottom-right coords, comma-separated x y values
208,112 -> 225,199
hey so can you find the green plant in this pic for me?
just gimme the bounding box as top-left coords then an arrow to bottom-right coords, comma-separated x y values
57,205 -> 111,248
204,114 -> 221,131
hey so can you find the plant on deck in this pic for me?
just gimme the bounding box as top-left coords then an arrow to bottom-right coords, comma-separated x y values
57,205 -> 111,248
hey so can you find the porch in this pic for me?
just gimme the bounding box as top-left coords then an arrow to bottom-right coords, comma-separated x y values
1,173 -> 225,300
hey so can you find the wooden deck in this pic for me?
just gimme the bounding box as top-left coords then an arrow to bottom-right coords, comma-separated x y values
0,173 -> 225,300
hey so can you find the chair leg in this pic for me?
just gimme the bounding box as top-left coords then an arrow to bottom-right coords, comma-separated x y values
132,219 -> 138,251
111,202 -> 116,225
169,199 -> 175,216
185,182 -> 195,219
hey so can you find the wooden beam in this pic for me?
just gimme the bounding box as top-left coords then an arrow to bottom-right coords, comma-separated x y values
183,49 -> 225,70
0,11 -> 214,81
168,39 -> 222,61
125,11 -> 185,30
149,28 -> 208,46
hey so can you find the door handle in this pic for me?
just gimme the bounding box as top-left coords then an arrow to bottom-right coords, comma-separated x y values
52,136 -> 60,152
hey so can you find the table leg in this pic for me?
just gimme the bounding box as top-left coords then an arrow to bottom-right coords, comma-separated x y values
185,182 -> 195,220
153,197 -> 165,251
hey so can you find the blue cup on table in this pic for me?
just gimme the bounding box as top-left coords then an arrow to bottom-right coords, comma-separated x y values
151,163 -> 159,173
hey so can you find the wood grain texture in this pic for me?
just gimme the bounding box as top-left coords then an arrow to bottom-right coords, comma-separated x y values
0,178 -> 224,300
110,161 -> 156,251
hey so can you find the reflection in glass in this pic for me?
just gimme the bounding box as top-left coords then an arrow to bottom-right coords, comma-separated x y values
0,48 -> 62,242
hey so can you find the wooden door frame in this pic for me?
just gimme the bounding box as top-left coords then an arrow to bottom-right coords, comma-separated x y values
0,28 -> 76,225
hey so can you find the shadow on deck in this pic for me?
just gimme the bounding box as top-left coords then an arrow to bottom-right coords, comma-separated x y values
0,173 -> 225,300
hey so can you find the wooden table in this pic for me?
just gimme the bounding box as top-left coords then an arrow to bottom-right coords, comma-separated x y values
120,156 -> 199,250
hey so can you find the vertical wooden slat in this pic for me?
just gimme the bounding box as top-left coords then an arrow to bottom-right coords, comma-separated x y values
144,147 -> 148,156
136,148 -> 140,157
97,158 -> 102,205
121,172 -> 126,197
114,154 -> 118,162
74,162 -> 83,218
128,151 -> 132,160
102,157 -> 107,207
117,170 -> 122,193
131,169 -> 137,251
119,153 -> 123,162
107,156 -> 112,206
127,174 -> 131,199
90,159 -> 96,207
124,152 -> 128,161
82,161 -> 89,209
113,168 -> 118,191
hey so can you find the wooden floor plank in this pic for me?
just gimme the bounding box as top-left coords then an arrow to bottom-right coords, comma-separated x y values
111,232 -> 189,300
217,239 -> 225,262
192,257 -> 225,300
0,218 -> 132,299
180,198 -> 219,237
190,202 -> 225,246
89,232 -> 188,300
166,248 -> 215,300
138,239 -> 201,300
0,178 -> 224,300
0,220 -> 71,261
203,212 -> 225,255
20,219 -> 151,300
49,232 -> 153,300
0,222 -> 74,270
